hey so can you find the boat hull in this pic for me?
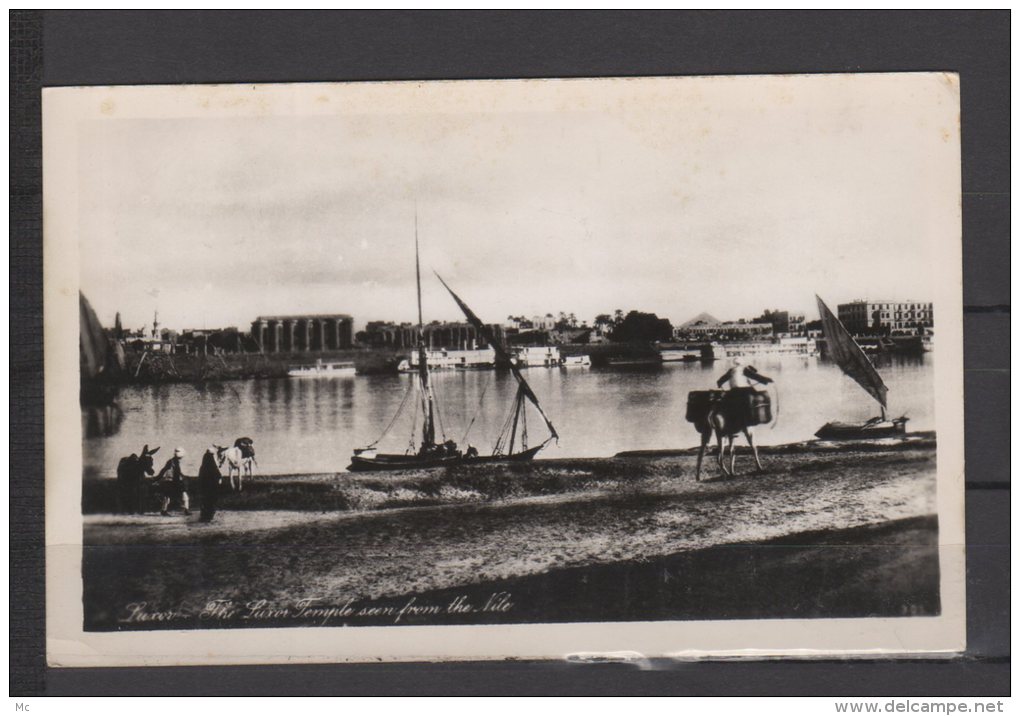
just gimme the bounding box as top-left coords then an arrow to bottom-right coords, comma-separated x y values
814,418 -> 909,441
347,445 -> 545,472
287,368 -> 356,378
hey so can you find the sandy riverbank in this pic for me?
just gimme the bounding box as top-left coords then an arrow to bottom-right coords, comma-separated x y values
82,441 -> 938,630
82,433 -> 936,514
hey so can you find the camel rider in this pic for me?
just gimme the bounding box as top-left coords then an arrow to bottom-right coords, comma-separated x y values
717,357 -> 773,391
153,447 -> 191,516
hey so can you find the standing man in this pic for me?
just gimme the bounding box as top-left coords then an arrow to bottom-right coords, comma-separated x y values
716,356 -> 775,434
717,357 -> 773,392
153,447 -> 191,516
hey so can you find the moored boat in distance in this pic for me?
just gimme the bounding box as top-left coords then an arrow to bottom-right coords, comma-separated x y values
513,345 -> 561,368
607,355 -> 663,368
659,350 -> 700,362
559,354 -> 591,368
287,359 -> 357,378
717,337 -> 818,359
397,347 -> 496,372
513,346 -> 590,368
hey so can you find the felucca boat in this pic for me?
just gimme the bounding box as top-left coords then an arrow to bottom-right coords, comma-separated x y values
348,229 -> 558,472
814,295 -> 909,440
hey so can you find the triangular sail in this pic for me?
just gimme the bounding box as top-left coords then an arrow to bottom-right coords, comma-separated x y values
79,292 -> 109,381
435,273 -> 559,442
816,295 -> 888,409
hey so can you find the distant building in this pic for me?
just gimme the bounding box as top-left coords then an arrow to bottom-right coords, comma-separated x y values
532,314 -> 557,331
837,300 -> 934,336
357,320 -> 505,351
504,316 -> 535,331
178,328 -> 246,354
674,312 -> 773,341
753,309 -> 805,336
124,311 -> 175,353
251,314 -> 354,353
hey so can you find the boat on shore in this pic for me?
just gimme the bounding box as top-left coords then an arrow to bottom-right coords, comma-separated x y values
349,222 -> 558,472
814,295 -> 908,440
287,359 -> 356,378
814,418 -> 908,440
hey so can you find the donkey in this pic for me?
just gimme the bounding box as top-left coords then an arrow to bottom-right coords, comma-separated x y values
116,444 -> 159,513
215,442 -> 255,491
691,394 -> 764,481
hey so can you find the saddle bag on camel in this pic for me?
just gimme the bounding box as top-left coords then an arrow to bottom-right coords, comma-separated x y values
686,388 -> 771,426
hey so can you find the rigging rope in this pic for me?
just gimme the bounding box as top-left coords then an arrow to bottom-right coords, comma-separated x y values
521,400 -> 528,450
407,393 -> 419,454
366,378 -> 415,449
431,374 -> 448,442
768,382 -> 780,430
461,371 -> 494,444
493,388 -> 520,456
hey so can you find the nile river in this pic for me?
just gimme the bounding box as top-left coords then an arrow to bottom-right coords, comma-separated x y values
83,355 -> 934,478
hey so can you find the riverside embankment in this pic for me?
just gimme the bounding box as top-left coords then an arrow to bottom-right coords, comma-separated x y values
82,437 -> 938,630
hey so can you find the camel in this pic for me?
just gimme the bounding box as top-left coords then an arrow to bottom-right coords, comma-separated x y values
215,442 -> 255,491
688,390 -> 766,481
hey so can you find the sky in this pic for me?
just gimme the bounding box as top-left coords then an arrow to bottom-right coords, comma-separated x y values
77,76 -> 958,333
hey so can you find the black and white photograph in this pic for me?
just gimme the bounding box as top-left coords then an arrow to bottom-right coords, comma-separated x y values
44,73 -> 965,664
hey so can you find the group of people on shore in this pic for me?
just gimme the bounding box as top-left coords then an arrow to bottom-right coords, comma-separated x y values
116,438 -> 255,523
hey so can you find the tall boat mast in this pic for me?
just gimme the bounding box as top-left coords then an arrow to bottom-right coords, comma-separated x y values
348,232 -> 558,471
415,211 -> 436,448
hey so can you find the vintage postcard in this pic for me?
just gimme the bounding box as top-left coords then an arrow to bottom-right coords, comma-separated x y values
44,74 -> 965,666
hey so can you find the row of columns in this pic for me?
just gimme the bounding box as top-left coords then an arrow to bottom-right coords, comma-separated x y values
252,317 -> 353,353
368,324 -> 505,351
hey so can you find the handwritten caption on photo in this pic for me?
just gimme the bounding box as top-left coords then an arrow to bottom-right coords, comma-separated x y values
120,592 -> 515,626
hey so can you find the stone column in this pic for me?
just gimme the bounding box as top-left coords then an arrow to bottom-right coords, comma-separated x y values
268,320 -> 280,353
256,320 -> 268,352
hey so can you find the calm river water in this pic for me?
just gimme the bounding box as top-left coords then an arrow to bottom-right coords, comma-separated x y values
84,355 -> 934,478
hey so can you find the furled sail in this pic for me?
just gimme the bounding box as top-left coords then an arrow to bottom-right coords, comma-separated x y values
435,273 -> 559,441
816,295 -> 888,409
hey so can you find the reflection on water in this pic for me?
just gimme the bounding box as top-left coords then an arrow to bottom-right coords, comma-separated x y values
82,403 -> 125,439
83,355 -> 935,477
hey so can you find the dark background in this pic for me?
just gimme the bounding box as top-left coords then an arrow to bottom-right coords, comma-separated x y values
11,10 -> 1009,696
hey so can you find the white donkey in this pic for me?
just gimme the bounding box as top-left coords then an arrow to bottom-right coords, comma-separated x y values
215,442 -> 255,491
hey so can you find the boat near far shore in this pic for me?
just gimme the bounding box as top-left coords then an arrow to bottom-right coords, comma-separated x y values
287,359 -> 357,378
